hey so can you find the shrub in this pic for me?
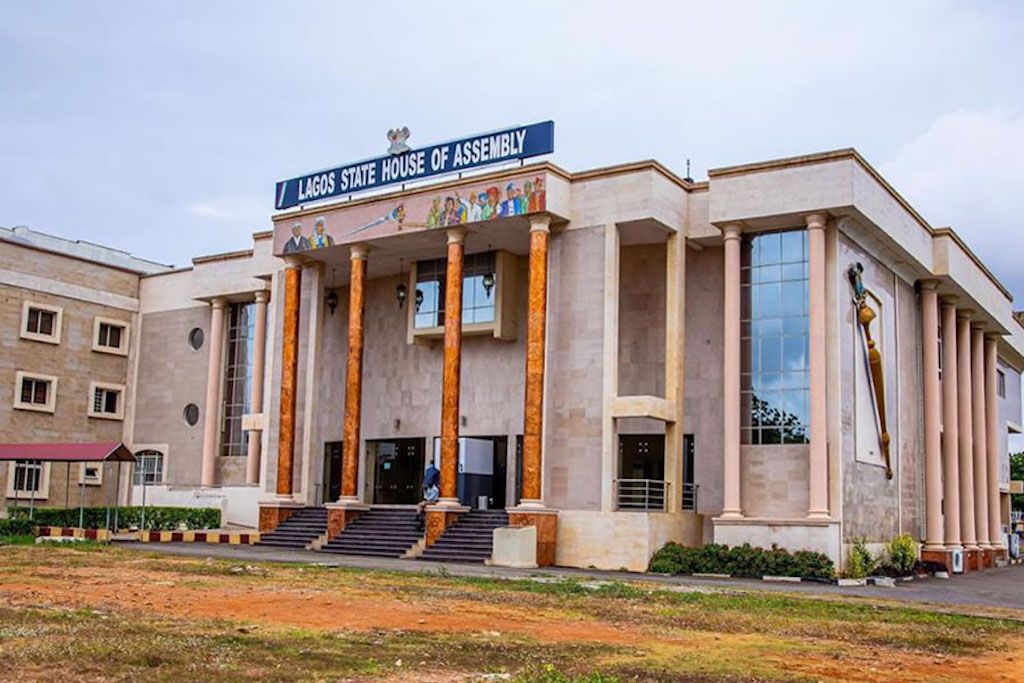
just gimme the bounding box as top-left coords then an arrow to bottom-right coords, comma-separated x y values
648,542 -> 834,580
884,533 -> 919,576
0,518 -> 35,536
8,506 -> 220,531
844,538 -> 876,579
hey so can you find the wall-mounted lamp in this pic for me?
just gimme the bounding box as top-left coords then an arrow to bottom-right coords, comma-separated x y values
482,272 -> 495,298
396,283 -> 408,308
393,418 -> 401,431
460,415 -> 467,427
325,289 -> 338,316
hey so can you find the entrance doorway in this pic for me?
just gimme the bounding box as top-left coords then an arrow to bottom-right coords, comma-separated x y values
617,433 -> 666,510
431,436 -> 508,509
322,441 -> 342,504
369,438 -> 425,505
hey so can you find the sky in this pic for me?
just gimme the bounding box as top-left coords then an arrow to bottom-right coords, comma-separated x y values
1,0 -> 1023,299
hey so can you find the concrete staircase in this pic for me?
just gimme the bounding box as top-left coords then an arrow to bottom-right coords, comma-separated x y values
318,507 -> 422,558
420,510 -> 508,564
255,507 -> 327,549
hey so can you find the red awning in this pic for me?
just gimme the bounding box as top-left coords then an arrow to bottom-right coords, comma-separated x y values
0,442 -> 136,463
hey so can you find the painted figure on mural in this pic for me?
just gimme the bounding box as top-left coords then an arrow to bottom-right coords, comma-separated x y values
310,217 -> 334,249
283,222 -> 311,253
427,196 -> 442,228
498,182 -> 517,217
467,193 -> 483,223
531,176 -> 546,211
441,196 -> 459,226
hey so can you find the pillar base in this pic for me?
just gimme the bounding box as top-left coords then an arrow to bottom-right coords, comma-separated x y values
507,506 -> 559,568
325,500 -> 369,540
258,501 -> 303,533
718,510 -> 744,520
921,548 -> 956,574
980,548 -> 994,569
425,504 -> 469,546
964,548 -> 981,572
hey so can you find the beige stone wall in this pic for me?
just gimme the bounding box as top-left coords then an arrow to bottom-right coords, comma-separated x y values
836,229 -> 919,542
0,244 -> 138,512
683,246 -> 725,533
618,244 -> 666,397
556,509 -> 703,572
544,225 -> 606,510
131,306 -> 216,486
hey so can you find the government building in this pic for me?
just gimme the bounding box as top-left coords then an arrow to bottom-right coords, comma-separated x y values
2,142 -> 1021,572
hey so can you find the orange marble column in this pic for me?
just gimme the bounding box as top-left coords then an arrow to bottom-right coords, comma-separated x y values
520,217 -> 551,505
439,227 -> 467,504
940,297 -> 961,549
920,282 -> 944,550
340,244 -> 368,501
276,262 -> 302,497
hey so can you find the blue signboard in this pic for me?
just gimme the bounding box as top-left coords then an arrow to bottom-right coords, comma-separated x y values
275,121 -> 554,210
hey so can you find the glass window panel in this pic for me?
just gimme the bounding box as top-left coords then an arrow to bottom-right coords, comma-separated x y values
781,230 -> 804,263
782,335 -> 806,371
761,336 -> 782,372
781,281 -> 804,317
781,263 -> 804,281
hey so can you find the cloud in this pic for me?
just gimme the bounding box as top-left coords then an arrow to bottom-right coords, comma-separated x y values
881,109 -> 1024,302
187,193 -> 267,223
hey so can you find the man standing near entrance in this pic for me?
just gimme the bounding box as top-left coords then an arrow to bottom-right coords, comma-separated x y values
424,459 -> 440,493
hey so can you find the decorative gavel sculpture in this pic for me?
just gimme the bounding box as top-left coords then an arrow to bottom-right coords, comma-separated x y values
848,263 -> 893,480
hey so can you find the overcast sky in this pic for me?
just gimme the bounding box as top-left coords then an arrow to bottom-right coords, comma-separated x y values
2,1 -> 1023,304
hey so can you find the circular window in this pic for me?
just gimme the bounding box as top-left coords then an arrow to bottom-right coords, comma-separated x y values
183,403 -> 200,426
188,327 -> 204,350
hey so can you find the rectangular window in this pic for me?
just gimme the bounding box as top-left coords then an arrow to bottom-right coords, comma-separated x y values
13,371 -> 57,413
20,301 -> 62,344
7,460 -> 48,498
132,451 -> 164,485
88,382 -> 125,420
221,302 -> 256,457
740,230 -> 810,445
414,251 -> 496,328
93,318 -> 129,355
79,463 -> 103,485
997,369 -> 1006,398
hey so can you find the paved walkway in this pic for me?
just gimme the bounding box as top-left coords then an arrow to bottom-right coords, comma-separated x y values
116,542 -> 1024,616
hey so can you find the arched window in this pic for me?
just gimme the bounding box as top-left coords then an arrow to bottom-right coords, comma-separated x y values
133,450 -> 164,485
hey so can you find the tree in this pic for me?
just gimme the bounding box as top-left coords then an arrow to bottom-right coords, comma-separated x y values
1011,451 -> 1024,512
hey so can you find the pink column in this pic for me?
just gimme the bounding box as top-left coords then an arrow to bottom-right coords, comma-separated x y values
806,213 -> 829,519
920,282 -> 944,549
201,297 -> 227,487
721,224 -> 742,518
940,298 -> 961,548
956,312 -> 977,550
984,336 -> 1004,549
970,324 -> 989,547
245,290 -> 269,486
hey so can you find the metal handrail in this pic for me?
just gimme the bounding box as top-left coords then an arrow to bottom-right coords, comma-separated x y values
615,479 -> 667,511
681,482 -> 699,512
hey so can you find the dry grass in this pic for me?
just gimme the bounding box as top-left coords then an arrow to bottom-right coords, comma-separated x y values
0,545 -> 1021,682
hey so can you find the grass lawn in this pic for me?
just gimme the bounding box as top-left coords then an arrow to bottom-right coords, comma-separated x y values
0,544 -> 1021,682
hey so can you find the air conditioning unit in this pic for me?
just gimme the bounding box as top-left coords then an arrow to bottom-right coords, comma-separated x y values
950,547 -> 965,573
1009,533 -> 1021,559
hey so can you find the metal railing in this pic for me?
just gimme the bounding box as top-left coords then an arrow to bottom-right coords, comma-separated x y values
615,479 -> 667,511
681,483 -> 699,512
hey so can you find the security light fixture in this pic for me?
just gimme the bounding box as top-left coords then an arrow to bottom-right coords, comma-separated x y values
326,289 -> 338,316
396,283 -> 408,307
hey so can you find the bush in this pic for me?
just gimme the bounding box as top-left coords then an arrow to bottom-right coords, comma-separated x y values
844,538 -> 876,579
8,506 -> 220,531
0,518 -> 35,536
648,542 -> 834,580
883,533 -> 918,576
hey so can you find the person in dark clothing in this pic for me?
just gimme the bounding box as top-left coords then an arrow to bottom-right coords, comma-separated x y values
417,461 -> 442,532
424,460 -> 440,490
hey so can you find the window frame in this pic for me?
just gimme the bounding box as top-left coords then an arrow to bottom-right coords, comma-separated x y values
5,460 -> 50,499
997,369 -> 1006,399
78,462 -> 104,486
87,381 -> 126,420
220,302 -> 256,457
131,448 -> 166,486
12,371 -> 58,413
92,316 -> 130,356
20,300 -> 63,345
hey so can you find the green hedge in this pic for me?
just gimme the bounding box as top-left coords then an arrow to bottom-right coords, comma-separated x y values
0,518 -> 35,536
8,506 -> 221,531
648,542 -> 835,580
